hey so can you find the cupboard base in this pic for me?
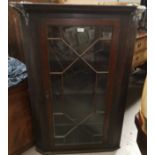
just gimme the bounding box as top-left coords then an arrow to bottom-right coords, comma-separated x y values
36,145 -> 120,155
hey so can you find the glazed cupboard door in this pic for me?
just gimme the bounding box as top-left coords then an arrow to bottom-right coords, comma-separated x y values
40,18 -> 120,149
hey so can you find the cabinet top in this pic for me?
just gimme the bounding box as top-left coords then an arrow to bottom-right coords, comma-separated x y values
9,2 -> 137,14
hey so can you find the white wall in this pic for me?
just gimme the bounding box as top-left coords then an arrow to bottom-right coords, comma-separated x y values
119,0 -> 140,4
63,0 -> 141,5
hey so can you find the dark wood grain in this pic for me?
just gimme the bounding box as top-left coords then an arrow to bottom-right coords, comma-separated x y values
106,13 -> 137,147
8,80 -> 34,155
11,2 -> 136,14
10,3 -> 138,154
8,0 -> 51,62
8,4 -> 24,62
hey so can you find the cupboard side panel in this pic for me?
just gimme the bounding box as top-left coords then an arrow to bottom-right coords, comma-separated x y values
19,15 -> 52,151
107,13 -> 137,147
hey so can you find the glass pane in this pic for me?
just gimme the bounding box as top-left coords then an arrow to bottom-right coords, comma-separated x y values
82,40 -> 111,71
51,75 -> 62,112
48,25 -> 112,146
48,26 -> 112,54
48,39 -> 77,72
94,74 -> 107,112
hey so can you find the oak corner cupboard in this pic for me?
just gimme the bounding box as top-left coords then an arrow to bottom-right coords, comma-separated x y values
10,2 -> 138,154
